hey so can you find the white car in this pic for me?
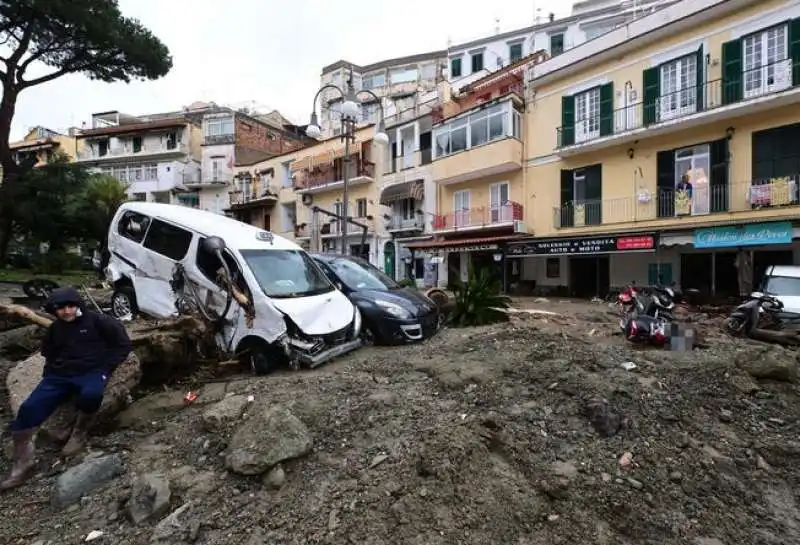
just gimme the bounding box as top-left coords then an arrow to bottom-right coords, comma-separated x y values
753,265 -> 800,314
104,202 -> 362,373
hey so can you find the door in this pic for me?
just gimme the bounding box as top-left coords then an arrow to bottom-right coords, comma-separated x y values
490,182 -> 510,223
136,218 -> 194,318
401,127 -> 415,169
453,190 -> 471,227
263,213 -> 270,231
384,241 -> 395,278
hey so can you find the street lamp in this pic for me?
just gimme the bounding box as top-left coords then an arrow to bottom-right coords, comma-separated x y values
306,68 -> 389,255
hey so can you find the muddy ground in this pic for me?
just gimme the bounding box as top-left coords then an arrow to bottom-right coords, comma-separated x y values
1,300 -> 800,545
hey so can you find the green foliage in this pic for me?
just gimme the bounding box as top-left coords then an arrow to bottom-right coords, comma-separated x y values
397,278 -> 416,288
0,0 -> 172,90
73,173 -> 129,243
30,249 -> 85,274
448,265 -> 511,327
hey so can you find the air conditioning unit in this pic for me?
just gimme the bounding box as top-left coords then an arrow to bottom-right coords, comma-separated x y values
512,220 -> 528,233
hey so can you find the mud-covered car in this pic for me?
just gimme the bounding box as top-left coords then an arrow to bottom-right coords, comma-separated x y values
104,202 -> 362,373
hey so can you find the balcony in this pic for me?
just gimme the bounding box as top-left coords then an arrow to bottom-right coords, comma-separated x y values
228,188 -> 278,207
555,58 -> 800,155
388,216 -> 424,232
293,155 -> 375,193
434,137 -> 522,185
552,176 -> 800,229
77,142 -> 188,161
433,202 -> 524,232
295,217 -> 376,239
383,149 -> 433,185
203,134 -> 236,146
184,173 -> 234,188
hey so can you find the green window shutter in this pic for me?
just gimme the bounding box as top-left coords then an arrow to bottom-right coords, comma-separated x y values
450,58 -> 461,78
642,67 -> 660,125
696,45 -> 705,112
721,39 -> 742,104
559,169 -> 574,228
599,83 -> 614,137
561,95 -> 575,147
790,18 -> 800,86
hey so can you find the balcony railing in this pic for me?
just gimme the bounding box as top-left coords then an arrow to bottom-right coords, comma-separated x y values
388,216 -> 424,230
556,58 -> 798,149
228,188 -> 278,206
552,176 -> 800,229
383,148 -> 434,175
293,157 -> 375,190
433,201 -> 523,230
204,134 -> 236,146
199,172 -> 234,185
78,143 -> 187,160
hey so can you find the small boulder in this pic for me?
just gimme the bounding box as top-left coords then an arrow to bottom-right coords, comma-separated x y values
738,352 -> 797,383
226,406 -> 312,475
52,454 -> 124,509
202,394 -> 250,432
128,473 -> 172,524
263,464 -> 286,490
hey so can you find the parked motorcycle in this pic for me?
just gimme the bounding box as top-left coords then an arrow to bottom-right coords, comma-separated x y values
619,283 -> 678,346
724,292 -> 800,336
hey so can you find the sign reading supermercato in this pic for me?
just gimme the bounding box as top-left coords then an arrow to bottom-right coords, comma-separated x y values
506,234 -> 657,256
694,221 -> 793,249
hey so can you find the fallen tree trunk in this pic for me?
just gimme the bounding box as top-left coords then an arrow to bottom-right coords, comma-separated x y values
0,324 -> 42,357
749,328 -> 800,347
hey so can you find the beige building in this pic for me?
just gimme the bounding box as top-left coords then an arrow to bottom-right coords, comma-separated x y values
232,126 -> 392,267
519,0 -> 800,298
10,126 -> 83,166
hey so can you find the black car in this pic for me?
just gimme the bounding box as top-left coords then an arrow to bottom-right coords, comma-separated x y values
311,253 -> 440,345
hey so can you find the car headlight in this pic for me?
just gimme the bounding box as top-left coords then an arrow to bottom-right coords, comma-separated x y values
375,300 -> 411,319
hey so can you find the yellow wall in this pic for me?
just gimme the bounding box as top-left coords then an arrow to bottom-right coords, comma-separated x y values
437,171 -> 524,216
186,124 -> 203,161
526,0 -> 798,238
433,138 -> 523,184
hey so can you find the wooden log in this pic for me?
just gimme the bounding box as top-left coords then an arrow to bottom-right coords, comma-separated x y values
0,303 -> 53,328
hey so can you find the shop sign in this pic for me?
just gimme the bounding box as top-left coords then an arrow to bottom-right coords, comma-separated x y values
694,221 -> 793,249
442,243 -> 499,253
507,234 -> 657,256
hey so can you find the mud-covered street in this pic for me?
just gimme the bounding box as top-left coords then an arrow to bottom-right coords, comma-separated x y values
1,300 -> 799,545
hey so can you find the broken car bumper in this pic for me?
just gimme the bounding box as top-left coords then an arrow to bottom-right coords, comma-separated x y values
298,337 -> 363,369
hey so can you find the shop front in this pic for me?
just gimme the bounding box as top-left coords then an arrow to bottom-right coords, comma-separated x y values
506,233 -> 658,297
407,234 -> 527,291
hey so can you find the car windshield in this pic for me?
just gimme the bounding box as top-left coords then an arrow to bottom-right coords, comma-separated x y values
240,249 -> 334,299
764,275 -> 800,297
325,256 -> 398,292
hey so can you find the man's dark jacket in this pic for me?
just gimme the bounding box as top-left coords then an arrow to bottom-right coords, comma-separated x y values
41,287 -> 132,376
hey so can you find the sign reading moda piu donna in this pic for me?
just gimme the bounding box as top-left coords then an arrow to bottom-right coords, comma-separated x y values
694,221 -> 793,249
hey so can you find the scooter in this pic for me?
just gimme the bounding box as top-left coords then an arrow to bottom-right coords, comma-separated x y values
724,292 -> 800,336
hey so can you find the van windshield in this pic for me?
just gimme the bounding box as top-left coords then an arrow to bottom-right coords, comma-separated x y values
764,275 -> 800,297
240,249 -> 334,299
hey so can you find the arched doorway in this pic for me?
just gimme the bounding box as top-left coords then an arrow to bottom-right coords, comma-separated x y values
384,241 -> 395,279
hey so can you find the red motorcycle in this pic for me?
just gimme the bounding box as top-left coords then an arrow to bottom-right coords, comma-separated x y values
616,283 -> 639,313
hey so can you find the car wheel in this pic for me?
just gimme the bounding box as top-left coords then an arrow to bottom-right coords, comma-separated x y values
22,278 -> 59,299
249,344 -> 274,376
111,285 -> 137,320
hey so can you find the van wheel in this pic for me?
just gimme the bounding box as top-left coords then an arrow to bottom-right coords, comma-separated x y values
111,285 -> 137,320
247,342 -> 275,376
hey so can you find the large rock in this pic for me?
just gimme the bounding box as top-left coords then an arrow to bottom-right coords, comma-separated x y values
736,350 -> 798,383
128,473 -> 172,524
52,454 -> 124,509
6,351 -> 141,436
225,406 -> 313,476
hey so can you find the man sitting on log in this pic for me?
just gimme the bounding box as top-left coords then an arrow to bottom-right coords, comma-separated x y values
1,287 -> 132,491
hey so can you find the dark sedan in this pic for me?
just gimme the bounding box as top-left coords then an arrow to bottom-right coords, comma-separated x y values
311,253 -> 441,345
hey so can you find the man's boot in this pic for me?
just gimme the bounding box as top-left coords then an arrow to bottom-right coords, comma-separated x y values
61,412 -> 95,457
0,429 -> 37,491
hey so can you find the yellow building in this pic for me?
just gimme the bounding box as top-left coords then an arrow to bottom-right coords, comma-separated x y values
10,126 -> 83,165
409,54 -> 544,288
518,0 -> 800,298
231,126 -> 391,267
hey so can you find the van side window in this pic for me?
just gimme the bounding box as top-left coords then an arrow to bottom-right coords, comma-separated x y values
196,238 -> 246,291
142,219 -> 193,261
117,211 -> 151,243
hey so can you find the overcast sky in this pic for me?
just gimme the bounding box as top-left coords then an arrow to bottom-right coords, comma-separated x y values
9,0 -> 571,140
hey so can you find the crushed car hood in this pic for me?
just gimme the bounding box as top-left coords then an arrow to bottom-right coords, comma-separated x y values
271,290 -> 354,335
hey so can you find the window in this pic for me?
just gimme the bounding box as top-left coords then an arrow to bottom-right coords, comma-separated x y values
196,238 -> 246,291
130,166 -> 143,182
434,102 -> 516,158
142,219 -> 193,261
509,43 -> 523,63
659,55 -> 698,120
574,88 -> 600,142
489,182 -> 510,222
471,52 -> 484,73
673,144 -> 711,216
743,25 -> 790,99
513,109 -> 523,139
420,63 -> 437,80
550,34 -> 565,55
391,67 -> 418,84
145,164 -> 158,180
453,190 -> 471,227
360,102 -> 379,123
117,211 -> 151,243
240,249 -> 334,299
132,137 -> 142,153
356,198 -> 368,217
322,256 -> 397,292
205,117 -> 234,137
400,197 -> 415,219
165,132 -> 177,150
764,275 -> 800,296
450,58 -> 462,78
362,72 -> 386,89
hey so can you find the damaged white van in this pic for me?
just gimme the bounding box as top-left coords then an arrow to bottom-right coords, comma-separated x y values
104,202 -> 362,373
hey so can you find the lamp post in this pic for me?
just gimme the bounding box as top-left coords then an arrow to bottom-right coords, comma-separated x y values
306,69 -> 390,255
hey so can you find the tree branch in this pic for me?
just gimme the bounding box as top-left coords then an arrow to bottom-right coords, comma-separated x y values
6,23 -> 34,67
16,40 -> 68,78
17,64 -> 75,89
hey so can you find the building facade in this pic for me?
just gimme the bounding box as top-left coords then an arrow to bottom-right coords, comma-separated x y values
520,0 -> 800,298
9,126 -> 83,166
75,110 -> 202,204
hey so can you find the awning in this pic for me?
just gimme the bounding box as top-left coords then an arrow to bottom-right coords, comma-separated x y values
290,139 -> 372,171
379,181 -> 424,204
407,234 -> 528,251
